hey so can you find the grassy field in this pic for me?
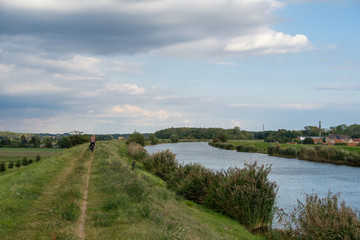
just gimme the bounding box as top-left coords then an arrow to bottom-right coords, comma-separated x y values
0,148 -> 64,163
0,141 -> 265,240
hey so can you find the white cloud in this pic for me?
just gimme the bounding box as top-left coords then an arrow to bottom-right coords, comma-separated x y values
225,29 -> 311,55
110,61 -> 145,75
109,104 -> 172,121
0,81 -> 73,95
0,64 -> 14,73
105,83 -> 146,95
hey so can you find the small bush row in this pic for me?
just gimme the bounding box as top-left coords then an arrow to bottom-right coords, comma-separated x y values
0,155 -> 41,172
208,141 -> 236,150
130,145 -> 278,232
268,145 -> 298,158
298,146 -> 360,166
236,144 -> 257,153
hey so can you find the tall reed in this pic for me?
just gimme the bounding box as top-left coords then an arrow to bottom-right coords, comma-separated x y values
205,162 -> 278,232
269,192 -> 360,240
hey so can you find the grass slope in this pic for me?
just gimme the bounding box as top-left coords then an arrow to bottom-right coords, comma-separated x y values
0,141 -> 264,240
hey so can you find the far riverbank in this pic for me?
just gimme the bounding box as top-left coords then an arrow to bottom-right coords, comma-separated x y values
209,140 -> 360,167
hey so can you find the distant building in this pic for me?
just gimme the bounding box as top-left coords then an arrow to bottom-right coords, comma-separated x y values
118,137 -> 125,140
298,136 -> 323,144
326,134 -> 351,145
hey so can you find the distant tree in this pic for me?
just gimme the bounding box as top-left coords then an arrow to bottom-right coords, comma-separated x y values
20,135 -> 28,147
58,136 -> 71,148
303,137 -> 314,145
217,132 -> 228,143
170,134 -> 179,143
30,135 -> 40,148
127,131 -> 146,146
44,137 -> 53,148
148,134 -> 159,145
69,131 -> 88,147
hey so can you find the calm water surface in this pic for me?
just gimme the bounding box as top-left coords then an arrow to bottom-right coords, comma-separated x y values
146,142 -> 360,212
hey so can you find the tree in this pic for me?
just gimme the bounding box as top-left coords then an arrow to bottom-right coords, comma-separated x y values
170,134 -> 179,143
69,131 -> 88,147
58,136 -> 71,148
217,132 -> 228,143
303,137 -> 314,145
148,134 -> 159,145
127,131 -> 146,146
30,135 -> 40,148
43,137 -> 53,148
20,135 -> 28,147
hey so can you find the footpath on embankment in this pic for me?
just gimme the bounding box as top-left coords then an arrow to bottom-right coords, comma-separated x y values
0,140 -> 264,240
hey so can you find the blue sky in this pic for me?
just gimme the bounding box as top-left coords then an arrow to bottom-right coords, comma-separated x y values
0,0 -> 359,134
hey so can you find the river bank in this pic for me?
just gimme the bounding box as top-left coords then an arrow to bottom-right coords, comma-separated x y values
209,140 -> 360,167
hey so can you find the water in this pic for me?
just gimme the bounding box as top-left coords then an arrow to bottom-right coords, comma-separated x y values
146,142 -> 360,213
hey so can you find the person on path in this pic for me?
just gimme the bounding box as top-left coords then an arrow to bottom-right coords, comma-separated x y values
90,134 -> 96,152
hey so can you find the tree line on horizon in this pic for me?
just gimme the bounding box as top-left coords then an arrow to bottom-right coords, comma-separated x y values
1,123 -> 360,148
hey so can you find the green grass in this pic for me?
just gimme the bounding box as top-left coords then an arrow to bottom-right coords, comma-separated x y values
86,141 -> 264,240
0,140 -> 265,239
0,148 -> 63,163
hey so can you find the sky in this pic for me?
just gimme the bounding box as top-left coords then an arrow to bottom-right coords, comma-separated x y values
0,0 -> 359,134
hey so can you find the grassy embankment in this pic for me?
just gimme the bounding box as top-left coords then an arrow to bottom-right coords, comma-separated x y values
0,140 -> 264,240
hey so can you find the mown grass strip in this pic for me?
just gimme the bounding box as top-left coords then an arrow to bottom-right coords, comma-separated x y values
0,144 -> 92,240
85,140 -> 264,240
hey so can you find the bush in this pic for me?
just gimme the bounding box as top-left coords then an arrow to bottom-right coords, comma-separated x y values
22,157 -> 29,166
237,144 -> 256,153
127,142 -> 148,161
15,160 -> 21,168
143,150 -> 178,180
126,131 -> 146,146
303,137 -> 314,144
0,162 -> 6,172
268,145 -> 281,156
205,162 -> 278,232
36,155 -> 41,161
8,162 -> 14,169
167,163 -> 214,204
275,192 -> 360,240
225,143 -> 236,150
279,147 -> 298,158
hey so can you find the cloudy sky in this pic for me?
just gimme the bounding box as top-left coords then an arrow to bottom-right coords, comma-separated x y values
1,0 -> 359,134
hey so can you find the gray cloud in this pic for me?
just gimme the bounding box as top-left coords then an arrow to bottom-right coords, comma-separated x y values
0,0 -> 291,56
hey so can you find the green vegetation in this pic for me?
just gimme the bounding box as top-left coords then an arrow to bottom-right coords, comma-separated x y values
0,145 -> 91,239
126,130 -> 146,146
131,143 -> 278,232
154,126 -> 253,141
268,192 -> 360,240
0,140 -> 264,240
0,148 -> 63,163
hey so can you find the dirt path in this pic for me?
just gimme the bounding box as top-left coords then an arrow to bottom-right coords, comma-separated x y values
78,149 -> 94,240
6,147 -> 87,240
